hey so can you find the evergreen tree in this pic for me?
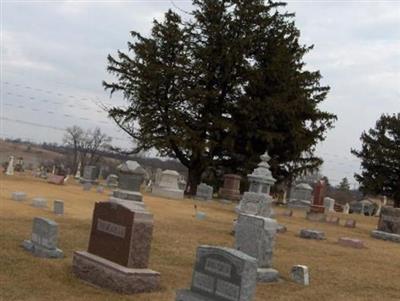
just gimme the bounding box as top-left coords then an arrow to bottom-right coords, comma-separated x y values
352,113 -> 400,207
103,0 -> 336,194
338,177 -> 350,191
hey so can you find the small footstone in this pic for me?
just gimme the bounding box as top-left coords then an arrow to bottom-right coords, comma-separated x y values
12,192 -> 27,201
291,265 -> 309,285
326,216 -> 340,225
32,198 -> 47,208
195,211 -> 206,220
338,237 -> 365,249
276,224 -> 287,234
299,229 -> 325,240
53,200 -> 64,215
344,219 -> 356,228
257,268 -> 279,282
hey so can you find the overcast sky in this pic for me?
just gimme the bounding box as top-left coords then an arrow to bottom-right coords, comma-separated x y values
1,0 -> 399,186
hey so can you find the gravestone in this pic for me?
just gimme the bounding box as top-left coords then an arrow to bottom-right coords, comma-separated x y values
196,211 -> 206,220
195,183 -> 214,201
53,200 -> 64,215
338,237 -> 365,249
81,165 -> 99,184
32,197 -> 47,208
306,180 -> 326,221
288,183 -> 313,209
106,174 -> 118,188
73,201 -> 160,293
291,265 -> 309,286
343,203 -> 350,214
247,152 -> 276,195
237,192 -> 273,218
47,174 -> 65,185
299,229 -> 325,240
74,161 -> 82,179
152,170 -> 184,200
326,216 -> 340,225
5,155 -> 14,176
112,161 -> 146,202
323,197 -> 335,213
219,174 -> 241,201
12,191 -> 27,201
176,245 -> 257,301
235,213 -> 279,282
22,217 -> 63,258
371,206 -> 400,243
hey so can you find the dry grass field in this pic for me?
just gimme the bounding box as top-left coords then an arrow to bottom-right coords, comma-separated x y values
1,173 -> 399,301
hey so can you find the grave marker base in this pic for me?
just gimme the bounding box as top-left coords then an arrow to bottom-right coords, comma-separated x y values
371,230 -> 400,243
22,240 -> 64,258
257,268 -> 279,282
73,251 -> 160,294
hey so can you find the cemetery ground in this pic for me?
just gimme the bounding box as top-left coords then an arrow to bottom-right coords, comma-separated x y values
1,174 -> 399,301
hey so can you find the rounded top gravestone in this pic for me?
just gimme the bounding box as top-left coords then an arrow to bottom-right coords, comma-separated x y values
247,151 -> 276,194
117,161 -> 146,192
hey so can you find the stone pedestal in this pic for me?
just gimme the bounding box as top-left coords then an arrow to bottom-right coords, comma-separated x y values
73,251 -> 160,294
219,174 -> 241,201
113,189 -> 143,202
371,206 -> 400,243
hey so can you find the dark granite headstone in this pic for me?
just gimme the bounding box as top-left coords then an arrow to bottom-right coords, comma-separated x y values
377,206 -> 400,235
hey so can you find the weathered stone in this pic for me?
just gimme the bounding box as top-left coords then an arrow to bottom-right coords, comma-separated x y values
288,199 -> 311,209
377,206 -> 400,235
22,217 -> 63,258
117,161 -> 146,192
237,192 -> 274,218
235,214 -> 278,282
289,183 -> 313,203
175,245 -> 257,301
299,229 -> 325,240
309,180 -> 326,214
323,197 -> 335,213
371,230 -> 400,243
219,174 -> 241,201
106,174 -> 118,188
290,265 -> 309,286
112,189 -> 143,202
338,237 -> 365,249
344,219 -> 356,228
96,185 -> 104,193
12,191 -> 26,201
247,152 -> 275,195
32,197 -> 47,208
196,212 -> 206,220
81,165 -> 99,183
47,174 -> 65,185
306,211 -> 326,222
73,251 -> 160,294
53,200 -> 64,215
195,183 -> 213,201
152,170 -> 184,200
276,224 -> 287,234
343,203 -> 350,214
257,268 -> 279,282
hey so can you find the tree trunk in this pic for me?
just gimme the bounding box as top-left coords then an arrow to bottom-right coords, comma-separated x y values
186,166 -> 204,196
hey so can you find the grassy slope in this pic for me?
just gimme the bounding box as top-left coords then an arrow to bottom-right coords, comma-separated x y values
0,174 -> 399,301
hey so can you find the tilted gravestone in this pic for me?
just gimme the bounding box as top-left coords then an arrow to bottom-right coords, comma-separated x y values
195,183 -> 214,201
235,213 -> 279,282
176,245 -> 258,301
22,217 -> 63,258
371,206 -> 400,243
73,201 -> 160,294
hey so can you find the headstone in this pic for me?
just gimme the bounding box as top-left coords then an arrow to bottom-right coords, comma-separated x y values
81,165 -> 99,184
154,168 -> 163,185
290,265 -> 309,286
235,213 -> 279,282
74,161 -> 82,179
306,180 -> 326,221
371,206 -> 400,243
96,185 -> 105,193
53,200 -> 64,215
12,191 -> 27,201
72,201 -> 160,293
276,224 -> 287,234
195,183 -> 213,201
47,174 -> 65,185
22,217 -> 63,258
237,192 -> 273,218
299,229 -> 325,240
338,237 -> 365,249
323,197 -> 335,213
5,155 -> 14,176
288,183 -> 313,208
175,245 -> 257,301
32,197 -> 47,208
343,203 -> 350,214
219,174 -> 241,201
247,152 -> 276,195
111,161 -> 146,202
106,174 -> 118,188
152,170 -> 184,200
344,219 -> 356,228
